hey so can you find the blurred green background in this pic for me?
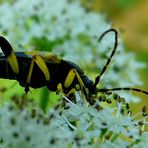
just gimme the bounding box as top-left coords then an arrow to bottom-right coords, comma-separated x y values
0,0 -> 147,114
82,0 -> 148,113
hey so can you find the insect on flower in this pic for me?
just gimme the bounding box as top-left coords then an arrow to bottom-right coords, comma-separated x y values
0,29 -> 147,105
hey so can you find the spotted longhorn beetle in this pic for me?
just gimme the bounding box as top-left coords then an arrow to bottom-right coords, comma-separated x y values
0,29 -> 147,105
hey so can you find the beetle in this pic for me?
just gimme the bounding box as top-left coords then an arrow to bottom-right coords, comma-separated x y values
0,29 -> 147,105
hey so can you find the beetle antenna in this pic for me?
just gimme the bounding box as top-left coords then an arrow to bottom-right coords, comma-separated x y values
93,28 -> 118,88
97,87 -> 148,95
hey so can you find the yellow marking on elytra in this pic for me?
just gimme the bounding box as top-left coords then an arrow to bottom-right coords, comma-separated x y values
64,69 -> 76,88
25,51 -> 62,64
7,51 -> 19,74
44,54 -> 62,64
33,55 -> 50,81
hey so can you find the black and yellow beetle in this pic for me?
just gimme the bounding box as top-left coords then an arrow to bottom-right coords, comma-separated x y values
0,29 -> 147,105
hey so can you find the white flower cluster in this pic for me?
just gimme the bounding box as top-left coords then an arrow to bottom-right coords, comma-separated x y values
0,0 -> 144,102
0,97 -> 147,148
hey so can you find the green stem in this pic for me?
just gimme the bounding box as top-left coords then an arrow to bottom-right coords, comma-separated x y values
129,139 -> 140,147
110,133 -> 120,142
39,87 -> 50,113
99,128 -> 108,143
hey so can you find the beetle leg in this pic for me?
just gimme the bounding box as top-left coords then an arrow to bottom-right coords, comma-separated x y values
25,55 -> 50,93
66,88 -> 76,97
56,83 -> 63,94
25,57 -> 34,93
57,83 -> 76,102
72,69 -> 88,97
64,69 -> 76,88
64,69 -> 88,98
